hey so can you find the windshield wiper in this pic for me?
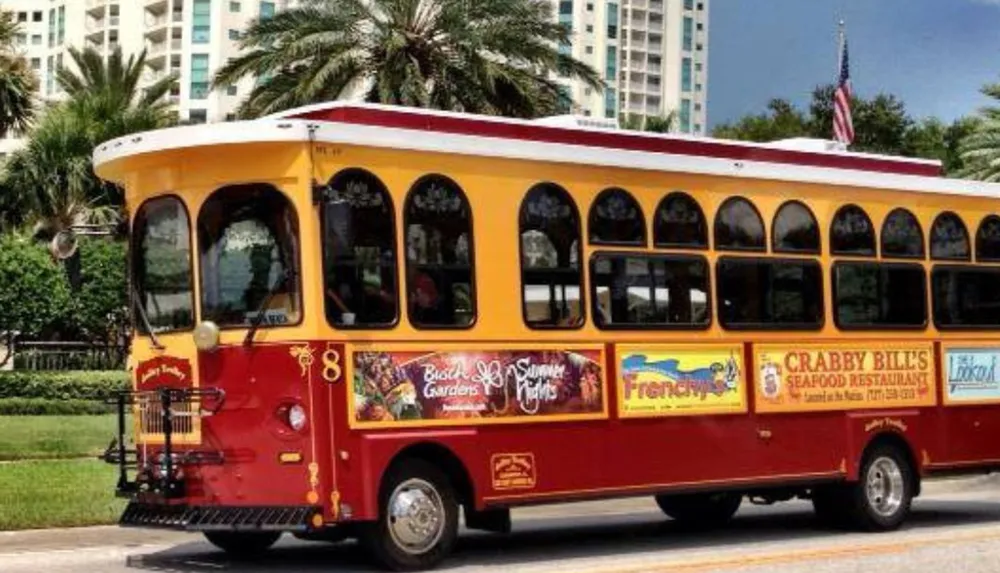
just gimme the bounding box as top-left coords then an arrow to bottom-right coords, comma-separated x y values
243,269 -> 293,348
131,284 -> 165,350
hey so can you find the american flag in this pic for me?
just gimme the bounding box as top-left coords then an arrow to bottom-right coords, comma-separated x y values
833,34 -> 854,145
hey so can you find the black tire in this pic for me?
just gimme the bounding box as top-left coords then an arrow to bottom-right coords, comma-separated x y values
361,459 -> 459,571
655,491 -> 742,528
203,531 -> 281,557
843,444 -> 915,531
292,526 -> 352,544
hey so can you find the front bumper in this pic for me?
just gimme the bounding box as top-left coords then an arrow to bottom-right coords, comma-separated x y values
120,502 -> 322,532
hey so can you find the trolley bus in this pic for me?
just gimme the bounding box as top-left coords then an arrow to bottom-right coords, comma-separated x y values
95,102 -> 1000,571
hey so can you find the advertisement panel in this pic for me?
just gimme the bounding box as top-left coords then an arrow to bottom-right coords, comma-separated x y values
350,345 -> 605,427
617,344 -> 745,417
755,343 -> 936,413
943,344 -> 1000,405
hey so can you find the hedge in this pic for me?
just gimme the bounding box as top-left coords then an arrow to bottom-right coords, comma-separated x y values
0,398 -> 115,416
0,371 -> 129,402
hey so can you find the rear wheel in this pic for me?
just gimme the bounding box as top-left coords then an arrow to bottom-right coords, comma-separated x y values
655,491 -> 742,528
361,459 -> 459,571
843,444 -> 914,531
203,531 -> 281,557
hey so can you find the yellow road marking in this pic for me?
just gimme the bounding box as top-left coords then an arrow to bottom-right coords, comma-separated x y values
572,527 -> 1000,573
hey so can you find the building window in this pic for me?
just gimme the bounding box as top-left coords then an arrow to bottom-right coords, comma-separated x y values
695,83 -> 702,92
404,175 -> 476,328
57,6 -> 64,45
604,88 -> 616,119
682,16 -> 693,51
717,257 -> 823,329
880,208 -> 924,259
976,215 -> 1000,261
228,29 -> 240,40
229,1 -> 241,12
607,2 -> 618,39
30,58 -> 40,70
188,109 -> 207,123
226,85 -> 238,96
520,183 -> 584,328
714,197 -> 765,252
32,11 -> 42,22
259,1 -> 275,19
190,54 -> 210,99
193,0 -> 211,44
588,188 -> 645,246
681,57 -> 692,91
694,123 -> 701,132
654,192 -> 707,248
586,2 -> 594,10
585,46 -> 593,54
697,22 -> 704,31
605,46 -> 617,81
322,168 -> 399,328
930,212 -> 970,261
14,34 -> 25,45
591,253 -> 709,328
680,98 -> 692,133
831,204 -> 876,256
684,0 -> 694,9
773,201 -> 820,254
834,263 -> 926,329
694,103 -> 702,111
695,62 -> 703,72
31,34 -> 41,45
586,24 -> 593,33
17,12 -> 26,23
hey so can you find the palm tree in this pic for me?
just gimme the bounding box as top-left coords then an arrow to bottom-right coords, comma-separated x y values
213,0 -> 603,118
957,82 -> 1000,182
0,11 -> 37,138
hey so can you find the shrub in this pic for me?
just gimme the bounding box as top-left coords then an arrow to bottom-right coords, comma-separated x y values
0,398 -> 114,415
0,370 -> 129,402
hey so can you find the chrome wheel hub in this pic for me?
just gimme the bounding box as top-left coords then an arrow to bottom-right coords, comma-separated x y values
865,456 -> 904,517
387,478 -> 445,555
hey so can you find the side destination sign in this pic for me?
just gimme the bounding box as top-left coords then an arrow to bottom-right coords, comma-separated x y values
943,344 -> 1000,405
755,343 -> 936,413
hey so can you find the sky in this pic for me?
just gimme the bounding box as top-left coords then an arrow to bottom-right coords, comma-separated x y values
706,0 -> 1000,130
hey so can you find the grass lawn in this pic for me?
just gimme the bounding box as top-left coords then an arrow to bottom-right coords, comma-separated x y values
0,459 -> 125,530
0,415 -> 118,461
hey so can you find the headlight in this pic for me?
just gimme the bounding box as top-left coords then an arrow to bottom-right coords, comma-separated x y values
287,404 -> 307,431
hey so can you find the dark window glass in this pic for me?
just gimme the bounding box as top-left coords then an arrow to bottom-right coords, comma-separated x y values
132,196 -> 194,333
198,184 -> 300,327
321,169 -> 398,328
933,266 -> 1000,328
654,192 -> 707,248
772,200 -> 820,254
929,212 -> 970,261
831,204 -> 875,256
590,254 -> 709,328
520,183 -> 584,327
714,197 -> 765,251
588,187 -> 645,245
716,257 -> 823,328
404,175 -> 475,328
881,208 -> 924,258
976,215 -> 1000,262
833,263 -> 926,328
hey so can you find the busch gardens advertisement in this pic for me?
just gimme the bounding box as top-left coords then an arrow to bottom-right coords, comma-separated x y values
351,347 -> 605,426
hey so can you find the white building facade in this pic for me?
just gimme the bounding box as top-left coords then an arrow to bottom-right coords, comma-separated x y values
556,0 -> 708,134
0,0 -> 295,156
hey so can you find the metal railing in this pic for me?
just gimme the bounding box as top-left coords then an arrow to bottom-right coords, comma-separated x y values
12,341 -> 126,371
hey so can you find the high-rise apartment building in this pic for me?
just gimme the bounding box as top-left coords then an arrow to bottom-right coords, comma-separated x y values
0,0 -> 295,156
556,0 -> 708,134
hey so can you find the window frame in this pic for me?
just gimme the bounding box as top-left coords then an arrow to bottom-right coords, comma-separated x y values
771,199 -> 821,255
976,214 -> 1000,262
320,167 -> 401,330
587,187 -> 647,247
653,191 -> 709,250
713,196 -> 767,253
518,182 -> 586,330
403,173 -> 478,331
830,204 -> 877,257
588,251 -> 712,331
196,182 -> 304,331
880,207 -> 925,260
929,211 -> 971,262
831,260 -> 928,331
715,255 -> 825,331
129,194 -> 196,335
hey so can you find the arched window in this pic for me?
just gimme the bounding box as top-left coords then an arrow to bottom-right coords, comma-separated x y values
977,215 -> 1000,262
881,208 -> 924,258
588,187 -> 645,245
772,200 -> 820,254
714,196 -> 765,251
830,204 -> 876,256
320,168 -> 398,328
132,196 -> 194,333
520,183 -> 584,327
404,175 -> 475,328
929,212 -> 970,261
654,191 -> 707,248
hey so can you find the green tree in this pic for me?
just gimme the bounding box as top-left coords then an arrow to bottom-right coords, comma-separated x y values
712,98 -> 809,142
213,0 -> 603,118
957,82 -> 1000,182
619,111 -> 678,133
0,11 -> 37,139
0,235 -> 72,360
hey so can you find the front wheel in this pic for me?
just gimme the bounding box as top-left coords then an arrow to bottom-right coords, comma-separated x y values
203,531 -> 281,557
655,491 -> 742,528
361,459 -> 459,571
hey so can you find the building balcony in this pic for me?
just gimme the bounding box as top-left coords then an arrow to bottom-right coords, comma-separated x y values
172,11 -> 184,23
629,0 -> 647,8
85,17 -> 106,34
145,0 -> 169,14
86,0 -> 108,16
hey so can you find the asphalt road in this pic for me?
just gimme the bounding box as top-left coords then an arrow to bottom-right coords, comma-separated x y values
6,476 -> 1000,573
